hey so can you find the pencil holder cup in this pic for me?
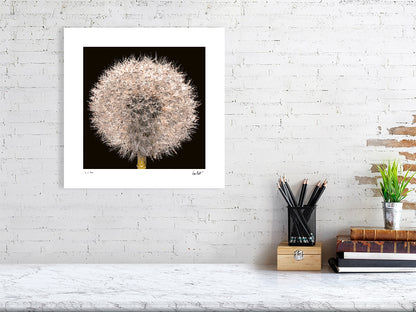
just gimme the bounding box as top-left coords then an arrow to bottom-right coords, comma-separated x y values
288,206 -> 316,246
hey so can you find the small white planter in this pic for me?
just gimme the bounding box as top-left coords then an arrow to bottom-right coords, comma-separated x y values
383,202 -> 403,230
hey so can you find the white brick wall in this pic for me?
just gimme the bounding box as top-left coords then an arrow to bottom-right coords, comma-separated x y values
1,0 -> 416,263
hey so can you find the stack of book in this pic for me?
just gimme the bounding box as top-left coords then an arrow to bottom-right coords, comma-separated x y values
329,226 -> 416,273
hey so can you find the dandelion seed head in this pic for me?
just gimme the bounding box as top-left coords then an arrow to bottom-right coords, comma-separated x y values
89,56 -> 199,161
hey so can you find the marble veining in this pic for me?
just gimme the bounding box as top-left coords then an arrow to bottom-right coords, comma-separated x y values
0,264 -> 415,311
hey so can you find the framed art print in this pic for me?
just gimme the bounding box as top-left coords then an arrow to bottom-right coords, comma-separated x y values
64,28 -> 224,188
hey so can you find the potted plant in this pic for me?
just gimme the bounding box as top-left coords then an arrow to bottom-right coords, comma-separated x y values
378,160 -> 415,230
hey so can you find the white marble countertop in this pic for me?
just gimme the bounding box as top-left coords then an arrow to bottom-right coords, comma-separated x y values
0,264 -> 415,311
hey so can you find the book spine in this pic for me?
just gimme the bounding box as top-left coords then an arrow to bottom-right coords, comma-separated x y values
336,239 -> 416,253
350,228 -> 416,241
337,257 -> 416,267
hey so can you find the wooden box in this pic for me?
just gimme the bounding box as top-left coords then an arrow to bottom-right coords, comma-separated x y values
277,242 -> 322,271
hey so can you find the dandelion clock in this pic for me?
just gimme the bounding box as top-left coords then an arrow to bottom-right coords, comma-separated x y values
89,56 -> 199,169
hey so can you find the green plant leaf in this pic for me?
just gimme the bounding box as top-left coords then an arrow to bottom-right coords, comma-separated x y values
377,159 -> 415,202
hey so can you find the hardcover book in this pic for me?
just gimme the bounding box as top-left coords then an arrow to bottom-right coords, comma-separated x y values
340,251 -> 416,260
328,257 -> 416,273
336,235 -> 416,253
350,227 -> 416,241
337,255 -> 416,267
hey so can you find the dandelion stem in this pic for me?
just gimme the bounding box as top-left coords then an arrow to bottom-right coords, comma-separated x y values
137,155 -> 146,169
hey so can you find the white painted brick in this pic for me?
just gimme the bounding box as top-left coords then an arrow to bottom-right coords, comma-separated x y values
11,145 -> 60,159
381,13 -> 415,26
1,0 -> 416,264
15,51 -> 59,63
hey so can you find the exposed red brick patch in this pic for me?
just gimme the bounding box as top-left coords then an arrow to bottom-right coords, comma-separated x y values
355,176 -> 378,185
400,152 -> 416,161
403,164 -> 416,172
370,165 -> 416,183
388,126 -> 416,136
371,164 -> 384,173
413,115 -> 416,124
367,139 -> 416,148
367,139 -> 390,147
373,189 -> 416,199
403,202 -> 416,210
398,176 -> 416,184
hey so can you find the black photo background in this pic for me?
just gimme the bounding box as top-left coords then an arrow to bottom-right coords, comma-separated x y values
83,47 -> 206,169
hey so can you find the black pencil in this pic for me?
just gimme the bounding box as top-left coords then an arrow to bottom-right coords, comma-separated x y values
305,179 -> 328,222
279,181 -> 305,241
280,178 -> 309,240
277,181 -> 292,207
310,181 -> 322,206
293,208 -> 312,235
288,208 -> 302,243
284,176 -> 298,207
307,181 -> 320,207
298,178 -> 307,207
311,179 -> 327,206
280,177 -> 295,207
